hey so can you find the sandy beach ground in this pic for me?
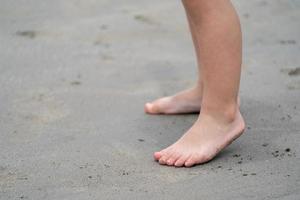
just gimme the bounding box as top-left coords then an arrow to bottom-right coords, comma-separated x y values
0,0 -> 299,199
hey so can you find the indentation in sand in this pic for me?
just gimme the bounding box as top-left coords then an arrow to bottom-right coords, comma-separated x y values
10,89 -> 70,142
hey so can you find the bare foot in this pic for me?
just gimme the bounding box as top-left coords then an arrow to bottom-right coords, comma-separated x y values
153,108 -> 245,167
144,86 -> 202,114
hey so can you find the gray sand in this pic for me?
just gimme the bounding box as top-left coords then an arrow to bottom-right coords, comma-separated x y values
0,0 -> 299,199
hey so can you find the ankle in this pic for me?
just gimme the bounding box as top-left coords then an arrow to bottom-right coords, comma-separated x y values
201,102 -> 239,123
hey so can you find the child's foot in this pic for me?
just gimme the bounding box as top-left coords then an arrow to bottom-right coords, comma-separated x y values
153,108 -> 245,167
144,86 -> 202,114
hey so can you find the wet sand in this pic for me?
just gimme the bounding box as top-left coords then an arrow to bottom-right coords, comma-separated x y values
0,0 -> 299,199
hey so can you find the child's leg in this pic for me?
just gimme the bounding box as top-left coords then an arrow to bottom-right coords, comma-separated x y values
144,11 -> 203,114
154,0 -> 245,167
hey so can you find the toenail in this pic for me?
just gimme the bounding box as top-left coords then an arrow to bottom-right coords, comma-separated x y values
175,163 -> 183,167
154,152 -> 162,160
185,162 -> 193,167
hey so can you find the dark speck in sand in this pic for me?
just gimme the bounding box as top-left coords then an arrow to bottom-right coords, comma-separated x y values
271,149 -> 295,158
138,139 -> 145,142
251,173 -> 257,176
272,151 -> 279,157
217,166 -> 222,168
238,161 -> 243,164
243,174 -> 248,176
233,154 -> 241,158
88,176 -> 92,179
100,24 -> 108,30
279,40 -> 297,45
17,177 -> 28,180
262,143 -> 269,147
16,30 -> 36,39
243,13 -> 250,18
246,155 -> 253,161
70,81 -> 81,85
288,67 -> 300,76
122,170 -> 129,176
134,14 -> 155,25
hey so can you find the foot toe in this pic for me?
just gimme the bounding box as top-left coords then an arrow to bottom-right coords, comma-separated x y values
145,103 -> 153,113
184,154 -> 207,167
166,154 -> 180,166
158,149 -> 173,165
153,152 -> 162,161
159,155 -> 168,165
184,157 -> 196,167
146,102 -> 162,114
174,155 -> 189,167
